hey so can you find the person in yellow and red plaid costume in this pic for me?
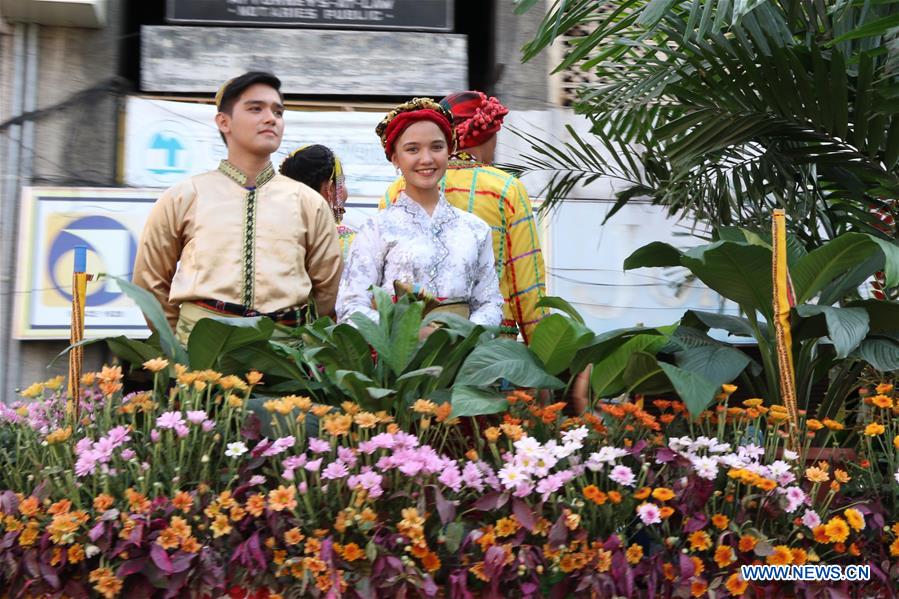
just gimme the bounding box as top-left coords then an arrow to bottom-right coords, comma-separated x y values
381,91 -> 547,342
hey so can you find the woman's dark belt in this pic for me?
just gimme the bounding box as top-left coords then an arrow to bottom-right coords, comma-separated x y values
194,299 -> 307,326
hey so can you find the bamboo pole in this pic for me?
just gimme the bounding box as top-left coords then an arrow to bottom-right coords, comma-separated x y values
68,246 -> 88,418
772,210 -> 799,448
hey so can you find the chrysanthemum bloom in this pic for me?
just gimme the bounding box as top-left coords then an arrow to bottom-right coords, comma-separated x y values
689,530 -> 712,551
268,485 -> 297,511
725,572 -> 748,595
625,543 -> 643,564
864,422 -> 885,436
824,517 -> 850,543
805,466 -> 829,483
822,418 -> 844,431
844,508 -> 865,531
142,357 -> 169,372
738,535 -> 757,552
712,514 -> 729,530
652,487 -> 675,502
637,502 -> 662,525
766,545 -> 793,565
714,545 -> 735,567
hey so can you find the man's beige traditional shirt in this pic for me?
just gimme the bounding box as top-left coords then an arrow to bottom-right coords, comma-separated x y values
132,161 -> 342,328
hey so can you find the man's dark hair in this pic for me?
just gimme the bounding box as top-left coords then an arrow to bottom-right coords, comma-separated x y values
216,71 -> 283,144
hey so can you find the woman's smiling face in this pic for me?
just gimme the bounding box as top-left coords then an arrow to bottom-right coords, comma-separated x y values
391,120 -> 449,194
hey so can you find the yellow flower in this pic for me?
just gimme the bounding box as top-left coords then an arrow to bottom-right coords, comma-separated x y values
890,537 -> 899,557
89,567 -> 123,599
738,535 -> 757,553
499,423 -> 523,441
711,514 -> 729,530
875,383 -> 894,395
766,545 -> 793,565
268,485 -> 297,512
20,382 -> 44,398
822,418 -> 844,431
864,422 -> 885,436
824,517 -> 850,543
834,469 -> 851,484
742,398 -> 763,408
495,516 -> 520,538
722,384 -> 738,395
484,427 -> 501,443
806,419 -> 824,431
46,427 -> 73,444
625,543 -> 643,564
284,527 -> 304,545
354,411 -> 379,428
142,357 -> 169,373
210,514 -> 232,538
844,508 -> 865,532
245,370 -> 263,386
411,399 -> 437,414
651,487 -> 675,502
805,466 -> 829,483
725,572 -> 748,596
714,545 -> 735,567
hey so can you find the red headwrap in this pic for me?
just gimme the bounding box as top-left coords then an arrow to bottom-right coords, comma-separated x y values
380,108 -> 455,159
440,91 -> 509,150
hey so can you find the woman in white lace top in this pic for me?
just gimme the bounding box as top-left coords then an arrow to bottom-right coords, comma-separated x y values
336,98 -> 503,338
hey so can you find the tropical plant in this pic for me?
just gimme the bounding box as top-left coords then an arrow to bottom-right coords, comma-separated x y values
623,228 -> 899,418
509,0 -> 899,252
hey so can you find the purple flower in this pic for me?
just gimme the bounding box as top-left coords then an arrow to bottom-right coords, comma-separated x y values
337,446 -> 357,468
263,435 -> 296,457
75,437 -> 93,455
92,437 -> 116,463
304,458 -> 323,473
120,448 -> 136,461
322,461 -> 349,480
106,426 -> 131,446
186,410 -> 207,424
150,429 -> 161,443
74,452 -> 98,477
156,411 -> 185,430
802,510 -> 821,529
201,420 -> 215,432
369,432 -> 395,450
357,440 -> 377,454
609,465 -> 636,487
249,475 -> 266,486
175,424 -> 190,438
308,437 -> 330,454
461,462 -> 484,491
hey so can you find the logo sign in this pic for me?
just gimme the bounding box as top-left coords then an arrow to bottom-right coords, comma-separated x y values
14,188 -> 158,340
166,0 -> 454,31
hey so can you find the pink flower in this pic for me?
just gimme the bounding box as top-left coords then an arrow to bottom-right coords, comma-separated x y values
75,437 -> 93,455
438,464 -> 463,492
369,433 -> 395,450
201,420 -> 215,432
783,486 -> 806,513
150,429 -> 161,443
120,448 -> 136,461
609,465 -> 636,487
156,411 -> 185,430
637,502 -> 661,525
74,452 -> 98,477
263,436 -> 296,457
249,475 -> 265,486
175,424 -> 189,438
337,446 -> 357,468
186,410 -> 207,424
462,462 -> 484,492
512,481 -> 535,498
801,510 -> 821,529
106,426 -> 131,446
322,461 -> 350,480
357,440 -> 377,454
304,458 -> 323,473
308,437 -> 330,454
298,481 -> 308,493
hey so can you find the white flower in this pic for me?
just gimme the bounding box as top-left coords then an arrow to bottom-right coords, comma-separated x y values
224,441 -> 248,458
782,449 -> 799,461
738,443 -> 765,460
561,426 -> 589,445
689,436 -> 716,452
895,467 -> 899,485
594,446 -> 629,464
513,436 -> 542,456
637,502 -> 661,525
498,464 -> 530,489
609,465 -> 636,487
720,453 -> 748,469
84,544 -> 101,558
668,436 -> 693,452
692,456 -> 719,480
709,441 -> 731,454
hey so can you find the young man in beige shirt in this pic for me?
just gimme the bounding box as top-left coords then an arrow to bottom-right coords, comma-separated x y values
132,72 -> 342,341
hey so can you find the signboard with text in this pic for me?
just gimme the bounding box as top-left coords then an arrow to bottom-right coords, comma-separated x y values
13,188 -> 157,340
166,0 -> 454,31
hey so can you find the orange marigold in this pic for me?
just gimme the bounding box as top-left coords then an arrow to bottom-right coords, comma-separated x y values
714,545 -> 735,568
737,535 -> 757,553
689,530 -> 712,552
766,545 -> 792,565
268,485 -> 297,512
824,517 -> 850,543
651,487 -> 675,502
725,572 -> 748,596
711,514 -> 729,530
625,543 -> 643,564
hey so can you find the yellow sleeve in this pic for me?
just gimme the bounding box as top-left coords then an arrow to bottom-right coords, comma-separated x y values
304,195 -> 343,319
380,176 -> 406,210
505,179 -> 548,343
132,187 -> 185,329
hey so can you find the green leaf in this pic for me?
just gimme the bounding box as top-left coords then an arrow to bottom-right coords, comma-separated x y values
591,333 -> 670,397
847,300 -> 899,334
349,312 -> 392,367
222,342 -> 308,383
659,362 -> 720,417
675,345 -> 751,387
856,338 -> 899,372
187,317 -> 274,370
450,386 -> 508,418
622,351 -> 671,394
535,296 -> 586,323
444,522 -> 466,553
681,241 -> 773,319
681,310 -> 761,338
794,305 -> 870,358
106,337 -> 165,366
792,233 -> 883,302
529,314 -> 592,375
112,276 -> 187,364
387,301 -> 424,375
623,241 -> 685,270
832,12 -> 899,43
456,339 -> 564,389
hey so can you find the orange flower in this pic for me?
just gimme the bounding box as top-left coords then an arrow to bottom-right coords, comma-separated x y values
812,525 -> 830,544
125,488 -> 151,514
89,567 -> 123,599
822,418 -> 844,431
18,496 -> 39,517
659,506 -> 675,519
181,536 -> 201,553
48,499 -> 71,515
634,487 -> 651,500
871,394 -> 894,409
68,543 -> 86,564
864,422 -> 885,436
805,466 -> 829,483
93,494 -> 115,512
484,427 -> 501,443
172,491 -> 194,512
711,514 -> 729,530
714,545 -> 735,568
791,548 -> 808,564
890,538 -> 899,557
876,382 -> 894,394
596,548 -> 612,573
284,527 -> 304,546
662,562 -> 676,581
142,357 -> 169,373
157,527 -> 181,550
245,370 -> 263,386
625,543 -> 643,564
766,545 -> 792,565
691,579 -> 708,598
806,419 -> 824,431
339,542 -> 365,562
689,530 -> 712,551
210,514 -> 232,538
844,508 -> 865,532
651,487 -> 675,502
725,572 -> 748,596
824,517 -> 850,543
246,494 -> 266,517
737,535 -> 757,553
495,516 -> 520,538
755,478 -> 777,492
268,485 -> 297,512
834,469 -> 850,484
607,491 -> 622,504
421,550 -> 441,572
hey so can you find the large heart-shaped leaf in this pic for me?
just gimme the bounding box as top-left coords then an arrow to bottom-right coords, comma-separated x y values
535,296 -> 586,323
659,363 -> 720,417
456,339 -> 564,389
622,351 -> 671,394
623,241 -> 685,270
793,233 -> 899,303
529,314 -> 593,375
675,345 -> 751,387
450,386 -> 508,418
856,338 -> 899,372
847,299 -> 899,334
681,310 -> 762,338
794,305 -> 870,358
680,241 -> 773,320
591,333 -> 670,397
187,317 -> 274,369
387,301 -> 424,375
